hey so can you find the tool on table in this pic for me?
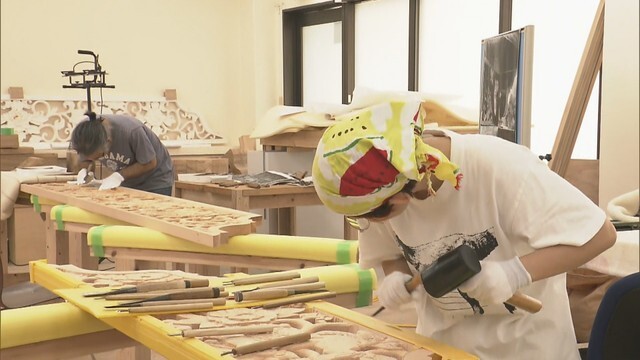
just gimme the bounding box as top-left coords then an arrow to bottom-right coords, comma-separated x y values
83,278 -> 210,297
114,301 -> 216,314
231,281 -> 325,297
250,276 -> 319,289
234,288 -> 327,302
222,272 -> 301,286
219,321 -> 353,356
169,324 -> 276,338
372,244 -> 543,316
253,291 -> 336,309
106,297 -> 226,309
103,286 -> 225,301
220,333 -> 311,356
104,287 -> 226,308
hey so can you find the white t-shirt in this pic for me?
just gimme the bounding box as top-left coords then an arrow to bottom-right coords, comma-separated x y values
358,131 -> 606,360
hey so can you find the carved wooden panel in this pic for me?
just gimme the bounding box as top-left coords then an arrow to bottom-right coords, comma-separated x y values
161,306 -> 438,359
0,98 -> 224,149
21,183 -> 261,247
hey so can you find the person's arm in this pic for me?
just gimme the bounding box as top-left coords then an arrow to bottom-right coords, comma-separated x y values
381,257 -> 413,276
117,157 -> 157,180
520,219 -> 617,282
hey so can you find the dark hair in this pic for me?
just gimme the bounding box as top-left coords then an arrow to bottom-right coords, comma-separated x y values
70,112 -> 108,155
355,180 -> 417,219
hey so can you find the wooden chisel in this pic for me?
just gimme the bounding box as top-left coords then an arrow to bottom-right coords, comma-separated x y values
234,288 -> 326,302
106,297 -> 227,309
83,278 -> 210,297
105,287 -> 227,307
115,302 -> 217,314
222,272 -> 300,286
255,276 -> 319,289
220,333 -> 311,356
169,324 -> 276,337
255,291 -> 337,309
104,286 -> 225,301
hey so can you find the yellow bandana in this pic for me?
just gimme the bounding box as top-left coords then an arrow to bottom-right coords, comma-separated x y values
312,101 -> 462,216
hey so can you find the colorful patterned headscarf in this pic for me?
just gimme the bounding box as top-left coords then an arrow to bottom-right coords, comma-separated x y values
312,101 -> 462,216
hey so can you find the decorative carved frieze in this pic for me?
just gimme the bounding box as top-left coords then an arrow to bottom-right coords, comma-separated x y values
1,98 -> 225,149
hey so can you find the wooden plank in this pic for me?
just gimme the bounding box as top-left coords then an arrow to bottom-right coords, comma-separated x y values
564,159 -> 599,205
20,183 -> 262,248
549,1 -> 604,177
0,134 -> 19,148
260,128 -> 325,150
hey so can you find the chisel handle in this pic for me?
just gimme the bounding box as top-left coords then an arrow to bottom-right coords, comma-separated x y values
126,302 -> 215,313
140,298 -> 226,307
182,324 -> 275,338
135,279 -> 209,293
236,289 -> 291,302
506,291 -> 543,313
231,332 -> 311,355
164,287 -> 224,300
257,276 -> 319,289
229,272 -> 301,286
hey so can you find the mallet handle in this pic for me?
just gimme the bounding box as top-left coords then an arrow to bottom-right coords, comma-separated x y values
405,274 -> 422,292
506,291 -> 543,313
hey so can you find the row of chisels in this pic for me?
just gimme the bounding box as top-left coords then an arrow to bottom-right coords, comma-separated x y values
84,272 -> 337,314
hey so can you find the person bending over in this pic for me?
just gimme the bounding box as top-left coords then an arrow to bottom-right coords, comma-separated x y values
311,100 -> 616,359
70,112 -> 174,196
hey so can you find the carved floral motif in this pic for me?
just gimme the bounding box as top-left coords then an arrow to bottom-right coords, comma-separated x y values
1,98 -> 224,147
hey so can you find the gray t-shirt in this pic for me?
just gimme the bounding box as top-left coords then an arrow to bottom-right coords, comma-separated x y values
99,114 -> 173,191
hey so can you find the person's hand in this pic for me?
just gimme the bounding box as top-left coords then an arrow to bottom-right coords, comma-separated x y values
75,168 -> 94,185
99,172 -> 124,190
377,271 -> 413,311
458,257 -> 531,305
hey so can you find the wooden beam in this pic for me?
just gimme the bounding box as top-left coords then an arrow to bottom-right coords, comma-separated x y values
549,1 -> 605,177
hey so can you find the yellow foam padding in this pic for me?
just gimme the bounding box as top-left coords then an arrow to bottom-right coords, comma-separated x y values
50,205 -> 129,230
87,225 -> 358,264
30,195 -> 61,206
30,195 -> 63,213
0,302 -> 111,349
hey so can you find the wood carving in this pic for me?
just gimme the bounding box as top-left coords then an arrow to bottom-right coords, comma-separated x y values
52,264 -> 208,288
21,183 -> 262,247
161,306 -> 438,359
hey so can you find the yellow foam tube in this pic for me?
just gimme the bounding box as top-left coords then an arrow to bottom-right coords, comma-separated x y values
50,205 -> 129,226
0,302 -> 111,349
297,264 -> 376,294
30,195 -> 61,206
88,225 -> 358,264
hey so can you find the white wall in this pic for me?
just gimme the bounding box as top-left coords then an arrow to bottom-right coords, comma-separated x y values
599,0 -> 640,208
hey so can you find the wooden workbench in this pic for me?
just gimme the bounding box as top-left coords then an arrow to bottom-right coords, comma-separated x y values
174,181 -> 323,237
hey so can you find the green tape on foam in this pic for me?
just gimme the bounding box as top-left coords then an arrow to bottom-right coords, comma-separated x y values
31,195 -> 41,214
348,264 -> 373,308
54,205 -> 68,230
0,128 -> 14,135
336,241 -> 353,264
90,225 -> 107,258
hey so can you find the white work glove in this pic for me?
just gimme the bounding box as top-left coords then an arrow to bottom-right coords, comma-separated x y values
75,168 -> 94,185
99,172 -> 124,190
458,257 -> 531,305
377,271 -> 413,311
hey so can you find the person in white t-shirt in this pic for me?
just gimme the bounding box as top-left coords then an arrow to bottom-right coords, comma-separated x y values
311,101 -> 616,359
